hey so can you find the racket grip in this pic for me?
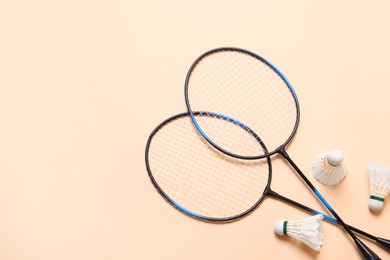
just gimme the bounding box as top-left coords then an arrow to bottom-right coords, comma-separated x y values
376,237 -> 390,250
355,238 -> 381,260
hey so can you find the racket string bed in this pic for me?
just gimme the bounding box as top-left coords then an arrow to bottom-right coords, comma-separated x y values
147,113 -> 268,219
187,49 -> 297,157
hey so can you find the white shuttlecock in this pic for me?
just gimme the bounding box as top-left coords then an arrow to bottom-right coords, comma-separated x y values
274,214 -> 324,251
312,150 -> 347,186
368,163 -> 390,212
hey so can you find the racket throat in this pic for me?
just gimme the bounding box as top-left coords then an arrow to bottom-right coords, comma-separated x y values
276,147 -> 291,161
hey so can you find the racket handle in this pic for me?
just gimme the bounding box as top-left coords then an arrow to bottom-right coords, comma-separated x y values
355,237 -> 381,259
376,237 -> 390,249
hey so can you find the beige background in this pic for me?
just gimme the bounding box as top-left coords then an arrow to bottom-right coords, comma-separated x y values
1,0 -> 390,259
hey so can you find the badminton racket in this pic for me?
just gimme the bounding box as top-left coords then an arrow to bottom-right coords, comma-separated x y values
184,47 -> 381,259
145,112 -> 390,252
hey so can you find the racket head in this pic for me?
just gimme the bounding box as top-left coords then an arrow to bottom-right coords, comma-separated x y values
145,112 -> 272,221
185,47 -> 300,159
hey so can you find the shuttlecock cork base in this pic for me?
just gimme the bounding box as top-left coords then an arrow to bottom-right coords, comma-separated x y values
312,150 -> 347,186
274,214 -> 324,251
368,163 -> 390,212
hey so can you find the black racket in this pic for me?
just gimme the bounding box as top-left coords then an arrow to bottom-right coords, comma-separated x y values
145,112 -> 390,252
184,47 -> 381,259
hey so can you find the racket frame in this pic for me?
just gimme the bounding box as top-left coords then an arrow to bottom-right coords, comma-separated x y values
145,111 -> 271,222
184,47 -> 300,160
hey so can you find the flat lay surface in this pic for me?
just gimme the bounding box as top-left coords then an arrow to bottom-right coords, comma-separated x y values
1,0 -> 390,259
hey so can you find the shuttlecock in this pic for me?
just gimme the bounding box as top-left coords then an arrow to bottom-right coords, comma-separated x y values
368,163 -> 390,212
274,214 -> 324,251
312,150 -> 347,186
